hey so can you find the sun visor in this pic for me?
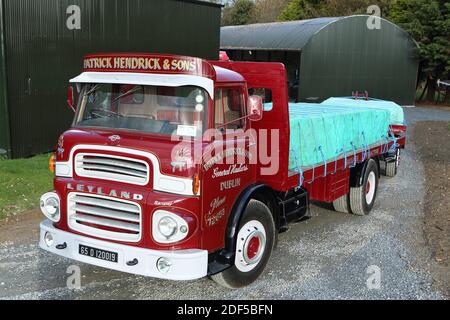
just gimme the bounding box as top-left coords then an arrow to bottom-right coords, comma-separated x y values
70,72 -> 214,98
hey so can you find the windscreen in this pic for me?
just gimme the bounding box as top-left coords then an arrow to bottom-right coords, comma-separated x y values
73,84 -> 208,137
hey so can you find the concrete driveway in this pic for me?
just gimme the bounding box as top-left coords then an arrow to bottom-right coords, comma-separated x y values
1,107 -> 449,300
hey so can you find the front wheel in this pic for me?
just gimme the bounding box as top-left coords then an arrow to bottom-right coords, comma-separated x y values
211,200 -> 275,289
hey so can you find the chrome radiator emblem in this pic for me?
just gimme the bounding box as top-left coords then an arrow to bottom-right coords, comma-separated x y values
108,135 -> 121,142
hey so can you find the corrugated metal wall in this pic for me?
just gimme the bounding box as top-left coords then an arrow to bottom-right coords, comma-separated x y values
227,49 -> 301,100
299,16 -> 419,105
0,0 -> 10,156
2,0 -> 221,158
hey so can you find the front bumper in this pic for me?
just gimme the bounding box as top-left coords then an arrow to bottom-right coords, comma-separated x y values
39,220 -> 208,281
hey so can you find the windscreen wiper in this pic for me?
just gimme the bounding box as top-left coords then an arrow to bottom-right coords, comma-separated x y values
83,84 -> 101,96
114,86 -> 141,102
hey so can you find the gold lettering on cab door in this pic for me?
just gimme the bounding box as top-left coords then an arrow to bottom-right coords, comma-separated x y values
220,178 -> 241,191
205,197 -> 226,227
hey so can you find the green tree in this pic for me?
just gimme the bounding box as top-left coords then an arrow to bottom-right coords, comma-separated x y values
250,0 -> 290,23
223,0 -> 255,26
222,5 -> 234,26
278,0 -> 324,21
278,0 -> 393,21
327,0 -> 392,17
390,0 -> 450,102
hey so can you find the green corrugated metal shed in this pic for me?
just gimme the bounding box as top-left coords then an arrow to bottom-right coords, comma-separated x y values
0,1 -> 10,158
0,0 -> 221,159
221,17 -> 339,50
221,15 -> 419,106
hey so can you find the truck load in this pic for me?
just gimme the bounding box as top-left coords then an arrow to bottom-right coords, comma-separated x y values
38,53 -> 407,289
321,97 -> 405,126
288,102 -> 392,170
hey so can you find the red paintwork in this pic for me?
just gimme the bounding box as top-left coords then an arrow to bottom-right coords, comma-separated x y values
57,129 -> 199,179
391,124 -> 407,135
53,179 -> 202,251
214,66 -> 245,83
247,237 -> 260,260
297,137 -> 405,202
50,53 -> 407,255
210,60 -> 292,192
391,125 -> 408,143
366,181 -> 371,194
219,51 -> 230,61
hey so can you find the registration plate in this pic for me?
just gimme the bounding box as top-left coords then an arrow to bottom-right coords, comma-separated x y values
79,245 -> 118,263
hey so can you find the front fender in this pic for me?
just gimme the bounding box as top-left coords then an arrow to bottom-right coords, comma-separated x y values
208,184 -> 271,275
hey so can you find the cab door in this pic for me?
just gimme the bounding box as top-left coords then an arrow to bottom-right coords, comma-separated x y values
201,86 -> 257,251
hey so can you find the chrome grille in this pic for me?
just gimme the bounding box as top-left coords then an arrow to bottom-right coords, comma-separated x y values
68,193 -> 141,242
75,153 -> 149,185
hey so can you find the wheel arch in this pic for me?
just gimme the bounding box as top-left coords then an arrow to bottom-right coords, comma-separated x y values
225,184 -> 279,252
350,156 -> 380,188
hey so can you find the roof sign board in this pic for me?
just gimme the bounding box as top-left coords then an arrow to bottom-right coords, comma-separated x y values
82,53 -> 216,79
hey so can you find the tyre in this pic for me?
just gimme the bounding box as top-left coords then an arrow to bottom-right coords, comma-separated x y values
385,149 -> 400,177
333,194 -> 351,213
349,159 -> 379,216
211,199 -> 276,289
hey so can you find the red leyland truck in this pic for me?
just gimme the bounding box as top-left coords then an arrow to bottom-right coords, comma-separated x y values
39,53 -> 406,288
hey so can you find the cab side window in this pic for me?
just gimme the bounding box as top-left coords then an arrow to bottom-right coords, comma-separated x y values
214,88 -> 244,130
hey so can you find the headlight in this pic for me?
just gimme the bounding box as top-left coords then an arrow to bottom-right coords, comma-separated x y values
43,198 -> 58,216
158,217 -> 178,238
40,192 -> 61,222
44,232 -> 54,247
156,258 -> 172,274
153,211 -> 190,244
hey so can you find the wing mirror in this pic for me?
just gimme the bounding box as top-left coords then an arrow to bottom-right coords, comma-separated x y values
67,85 -> 76,112
247,95 -> 263,122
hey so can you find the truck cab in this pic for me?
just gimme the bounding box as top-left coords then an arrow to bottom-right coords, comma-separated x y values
39,53 -> 278,287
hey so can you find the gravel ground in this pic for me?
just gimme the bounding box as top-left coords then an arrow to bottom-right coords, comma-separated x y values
412,120 -> 450,296
0,107 -> 449,300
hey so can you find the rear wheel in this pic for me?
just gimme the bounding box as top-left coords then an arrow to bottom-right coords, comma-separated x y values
385,149 -> 400,177
211,200 -> 275,289
350,159 -> 379,216
333,194 -> 351,213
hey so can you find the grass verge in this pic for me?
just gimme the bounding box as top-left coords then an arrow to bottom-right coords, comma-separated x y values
0,154 -> 53,220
